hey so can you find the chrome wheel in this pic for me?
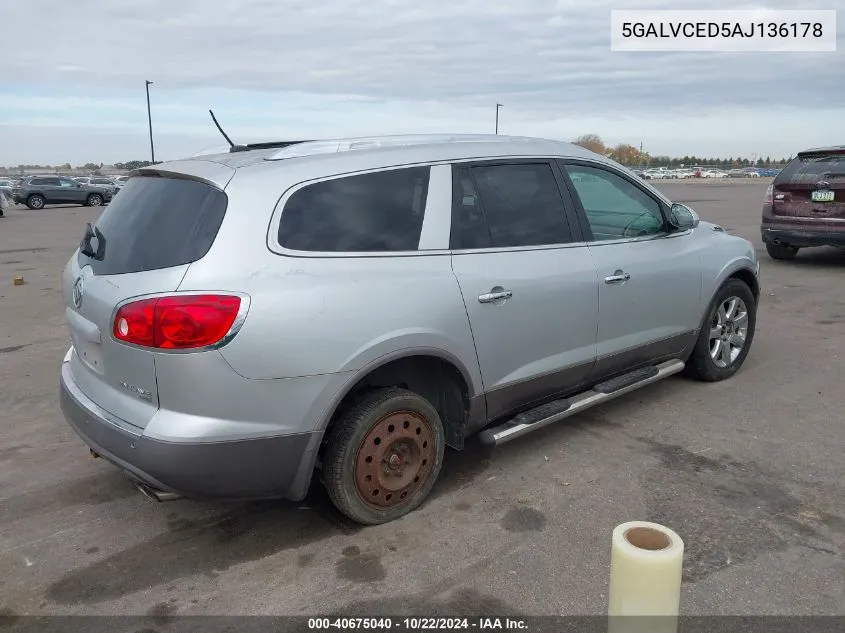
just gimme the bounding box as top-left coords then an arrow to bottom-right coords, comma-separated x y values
708,296 -> 748,368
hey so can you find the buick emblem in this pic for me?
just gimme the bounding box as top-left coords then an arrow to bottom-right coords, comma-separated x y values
72,276 -> 85,308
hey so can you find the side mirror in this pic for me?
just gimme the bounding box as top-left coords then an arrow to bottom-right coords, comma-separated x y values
76,184 -> 81,188
669,203 -> 699,230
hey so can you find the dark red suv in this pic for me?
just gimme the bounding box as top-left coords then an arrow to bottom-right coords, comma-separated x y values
761,146 -> 845,260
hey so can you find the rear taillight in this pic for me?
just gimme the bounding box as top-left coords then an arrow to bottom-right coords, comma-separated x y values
764,184 -> 773,205
113,294 -> 242,349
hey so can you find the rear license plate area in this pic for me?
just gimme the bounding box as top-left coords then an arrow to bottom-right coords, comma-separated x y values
811,190 -> 834,203
71,332 -> 104,373
79,343 -> 104,372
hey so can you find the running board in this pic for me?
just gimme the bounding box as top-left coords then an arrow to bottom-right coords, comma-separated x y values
478,360 -> 685,446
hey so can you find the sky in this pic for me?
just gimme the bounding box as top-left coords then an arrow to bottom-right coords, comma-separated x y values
0,0 -> 843,166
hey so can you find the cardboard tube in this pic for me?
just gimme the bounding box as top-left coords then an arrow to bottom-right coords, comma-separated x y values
607,521 -> 684,633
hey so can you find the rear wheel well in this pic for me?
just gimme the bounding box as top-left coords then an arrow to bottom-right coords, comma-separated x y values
325,356 -> 471,451
728,268 -> 759,301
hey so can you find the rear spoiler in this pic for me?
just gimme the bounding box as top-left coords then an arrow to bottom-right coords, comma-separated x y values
797,146 -> 845,157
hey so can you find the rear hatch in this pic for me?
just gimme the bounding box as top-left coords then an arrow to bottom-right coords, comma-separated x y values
771,149 -> 845,220
63,174 -> 229,429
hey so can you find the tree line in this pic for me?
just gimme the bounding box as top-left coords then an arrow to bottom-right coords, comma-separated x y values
2,160 -> 155,172
572,134 -> 792,168
5,142 -> 793,173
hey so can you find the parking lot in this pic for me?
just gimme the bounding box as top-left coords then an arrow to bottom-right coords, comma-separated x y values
1,179 -> 843,618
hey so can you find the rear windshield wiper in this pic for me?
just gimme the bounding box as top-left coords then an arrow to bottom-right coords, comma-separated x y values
79,223 -> 107,260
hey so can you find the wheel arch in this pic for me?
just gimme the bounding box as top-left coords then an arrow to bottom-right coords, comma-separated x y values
708,254 -> 760,308
727,266 -> 760,301
319,348 -> 483,442
286,348 -> 485,501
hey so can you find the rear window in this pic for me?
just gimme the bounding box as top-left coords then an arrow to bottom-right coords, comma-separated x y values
776,154 -> 845,187
277,167 -> 430,252
77,176 -> 228,275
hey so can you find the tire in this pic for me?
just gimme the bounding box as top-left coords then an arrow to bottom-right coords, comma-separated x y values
684,278 -> 756,382
766,242 -> 798,260
27,194 -> 45,210
322,387 -> 446,525
86,194 -> 103,207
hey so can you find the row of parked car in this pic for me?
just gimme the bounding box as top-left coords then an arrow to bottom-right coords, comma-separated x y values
632,166 -> 781,180
0,174 -> 130,210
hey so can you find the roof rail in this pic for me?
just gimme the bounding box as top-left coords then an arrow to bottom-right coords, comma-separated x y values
265,134 -> 531,161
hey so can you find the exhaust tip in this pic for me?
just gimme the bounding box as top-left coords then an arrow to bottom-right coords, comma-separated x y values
136,482 -> 182,502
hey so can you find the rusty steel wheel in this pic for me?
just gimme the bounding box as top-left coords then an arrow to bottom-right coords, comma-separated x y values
354,411 -> 436,509
322,387 -> 446,525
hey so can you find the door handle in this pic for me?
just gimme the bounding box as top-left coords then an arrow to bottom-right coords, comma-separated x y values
478,289 -> 513,304
604,270 -> 631,284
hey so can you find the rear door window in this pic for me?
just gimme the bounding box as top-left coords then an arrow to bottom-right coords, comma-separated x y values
77,176 -> 228,275
278,167 -> 430,252
450,162 -> 573,249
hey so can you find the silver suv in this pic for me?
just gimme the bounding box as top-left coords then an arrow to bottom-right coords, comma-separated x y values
59,135 -> 759,525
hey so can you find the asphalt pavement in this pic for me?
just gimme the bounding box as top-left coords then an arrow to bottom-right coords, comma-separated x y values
0,180 -> 843,620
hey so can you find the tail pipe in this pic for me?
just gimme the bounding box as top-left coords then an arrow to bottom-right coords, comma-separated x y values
136,481 -> 182,502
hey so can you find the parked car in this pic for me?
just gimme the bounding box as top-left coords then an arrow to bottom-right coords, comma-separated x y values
0,179 -> 12,217
757,168 -> 780,177
12,175 -> 113,209
74,176 -> 120,195
761,145 -> 845,259
701,169 -> 729,179
59,134 -> 760,525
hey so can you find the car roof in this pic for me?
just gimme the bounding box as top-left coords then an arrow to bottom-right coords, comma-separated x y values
198,134 -> 596,165
140,134 -> 612,189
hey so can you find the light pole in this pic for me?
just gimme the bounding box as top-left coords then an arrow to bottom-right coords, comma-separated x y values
495,103 -> 503,134
145,80 -> 156,164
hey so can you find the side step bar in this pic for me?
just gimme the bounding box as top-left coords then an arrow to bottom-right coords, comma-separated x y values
479,360 -> 685,446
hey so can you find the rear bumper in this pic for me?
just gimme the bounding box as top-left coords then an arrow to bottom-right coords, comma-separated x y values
60,360 -> 319,501
761,226 -> 845,248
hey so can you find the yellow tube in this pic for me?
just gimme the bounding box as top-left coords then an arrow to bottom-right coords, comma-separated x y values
607,521 -> 684,633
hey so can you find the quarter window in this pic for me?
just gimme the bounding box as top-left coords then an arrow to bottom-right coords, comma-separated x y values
565,165 -> 665,240
451,163 -> 572,249
278,167 -> 430,252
